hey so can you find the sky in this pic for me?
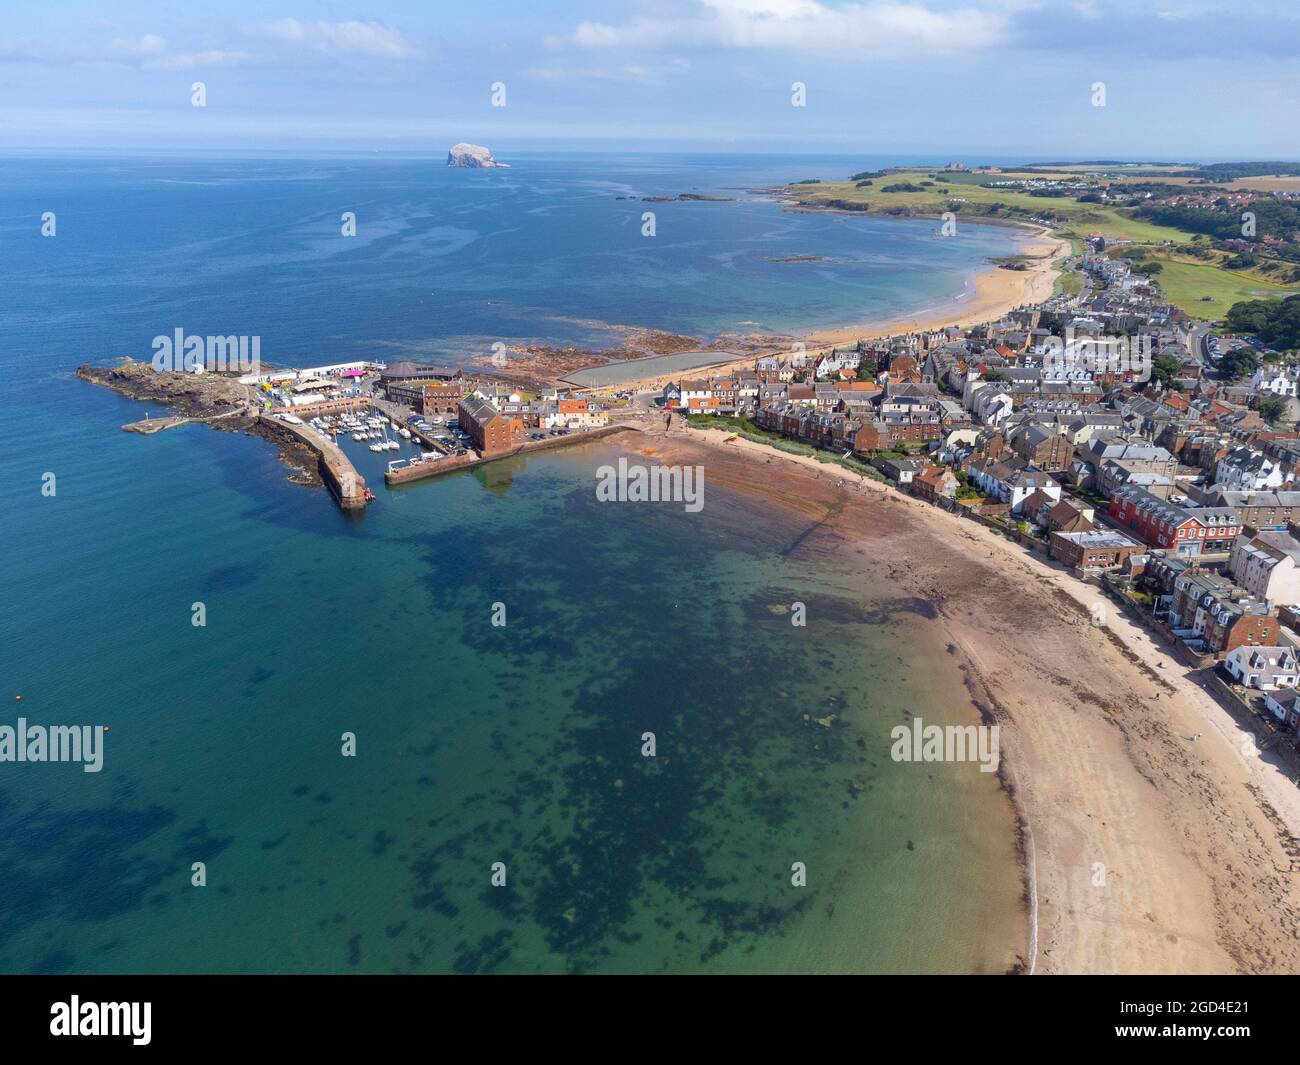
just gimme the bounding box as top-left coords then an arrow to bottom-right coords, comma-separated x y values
2,0 -> 1298,159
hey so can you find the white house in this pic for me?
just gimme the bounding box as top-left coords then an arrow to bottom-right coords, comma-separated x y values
1265,687 -> 1300,727
678,380 -> 714,407
1224,645 -> 1299,690
963,379 -> 1014,426
539,399 -> 608,430
967,459 -> 1062,513
1251,369 -> 1297,397
1216,447 -> 1285,492
1003,468 -> 1062,514
815,351 -> 860,378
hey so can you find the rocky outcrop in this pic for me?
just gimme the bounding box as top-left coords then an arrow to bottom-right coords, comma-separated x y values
77,359 -> 327,491
446,142 -> 508,168
76,359 -> 247,415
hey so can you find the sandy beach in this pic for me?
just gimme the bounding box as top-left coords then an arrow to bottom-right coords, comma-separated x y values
805,228 -> 1071,348
635,423 -> 1300,974
584,225 -> 1072,396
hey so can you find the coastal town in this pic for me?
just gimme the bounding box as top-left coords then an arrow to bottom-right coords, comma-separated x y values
20,0 -> 1300,1013
83,220 -> 1300,773
64,149 -> 1300,983
630,240 -> 1300,772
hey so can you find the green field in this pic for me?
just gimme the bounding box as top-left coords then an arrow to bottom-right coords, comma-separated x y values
1143,258 -> 1300,318
791,169 -> 1192,244
1053,269 -> 1084,297
790,168 -> 1300,319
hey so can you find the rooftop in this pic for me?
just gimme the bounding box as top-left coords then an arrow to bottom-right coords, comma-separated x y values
1055,529 -> 1142,549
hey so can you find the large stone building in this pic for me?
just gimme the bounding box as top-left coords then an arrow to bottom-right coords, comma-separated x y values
386,381 -> 463,416
458,393 -> 525,456
1166,571 -> 1279,658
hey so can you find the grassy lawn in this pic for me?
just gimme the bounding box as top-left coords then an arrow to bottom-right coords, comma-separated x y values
1148,259 -> 1300,318
1054,267 -> 1084,297
1078,208 -> 1187,244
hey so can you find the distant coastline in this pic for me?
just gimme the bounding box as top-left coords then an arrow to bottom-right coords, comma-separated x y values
561,215 -> 1068,395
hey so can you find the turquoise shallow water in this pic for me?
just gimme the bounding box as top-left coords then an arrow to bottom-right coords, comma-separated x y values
0,153 -> 1025,973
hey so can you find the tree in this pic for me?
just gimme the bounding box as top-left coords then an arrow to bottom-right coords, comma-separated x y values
1226,294 -> 1300,349
1257,396 -> 1289,427
1150,353 -> 1183,387
1219,348 -> 1259,379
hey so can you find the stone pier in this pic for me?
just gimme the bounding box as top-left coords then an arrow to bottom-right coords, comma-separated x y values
258,412 -> 370,510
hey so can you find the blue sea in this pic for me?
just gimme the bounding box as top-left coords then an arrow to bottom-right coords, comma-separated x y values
0,152 -> 1025,973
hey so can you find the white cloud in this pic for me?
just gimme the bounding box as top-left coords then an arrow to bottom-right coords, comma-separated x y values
549,0 -> 1010,55
109,34 -> 167,57
0,33 -> 245,69
247,19 -> 418,59
143,50 -> 250,72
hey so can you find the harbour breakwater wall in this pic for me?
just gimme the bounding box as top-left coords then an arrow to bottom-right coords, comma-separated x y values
257,412 -> 369,509
386,424 -> 638,486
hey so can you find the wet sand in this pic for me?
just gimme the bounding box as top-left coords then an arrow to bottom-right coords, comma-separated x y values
636,424 -> 1300,974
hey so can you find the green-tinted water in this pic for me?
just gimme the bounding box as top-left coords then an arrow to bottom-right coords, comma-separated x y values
2,418 -> 1024,973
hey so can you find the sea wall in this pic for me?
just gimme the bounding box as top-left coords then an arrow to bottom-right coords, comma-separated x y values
257,413 -> 369,509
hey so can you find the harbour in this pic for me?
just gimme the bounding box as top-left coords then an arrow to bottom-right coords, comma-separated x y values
383,424 -> 638,485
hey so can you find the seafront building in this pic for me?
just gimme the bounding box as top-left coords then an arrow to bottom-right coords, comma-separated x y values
659,247 -> 1300,737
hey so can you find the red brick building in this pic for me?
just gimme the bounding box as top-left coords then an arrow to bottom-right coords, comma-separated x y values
1109,485 -> 1241,556
1048,529 -> 1143,572
459,394 -> 525,456
1167,570 -> 1280,658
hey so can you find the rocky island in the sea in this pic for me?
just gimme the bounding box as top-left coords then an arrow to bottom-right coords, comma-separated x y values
446,142 -> 508,168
